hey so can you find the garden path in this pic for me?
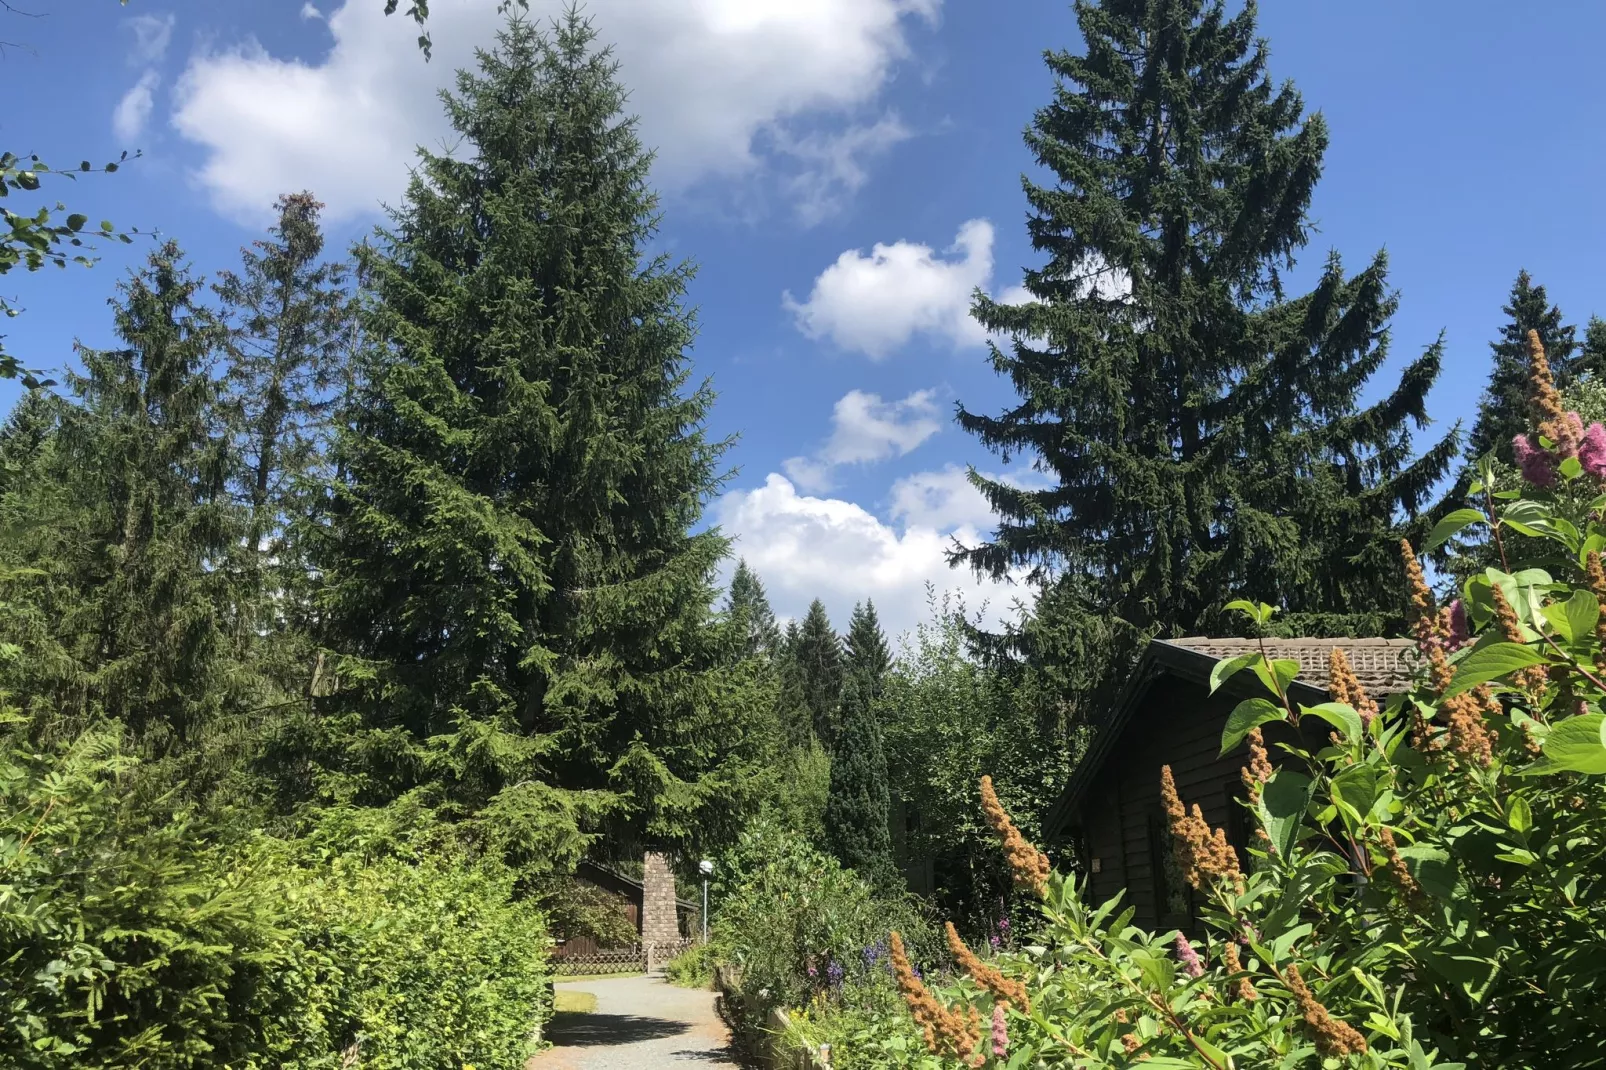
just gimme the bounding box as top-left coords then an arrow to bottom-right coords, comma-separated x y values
528,974 -> 740,1069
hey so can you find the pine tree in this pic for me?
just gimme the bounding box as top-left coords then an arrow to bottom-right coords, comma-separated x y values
321,16 -> 750,860
955,0 -> 1454,710
725,559 -> 781,659
824,673 -> 894,886
1464,272 -> 1578,468
844,599 -> 891,698
0,242 -> 246,748
792,599 -> 843,745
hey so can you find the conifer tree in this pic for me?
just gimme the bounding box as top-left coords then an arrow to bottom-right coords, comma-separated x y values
844,599 -> 891,698
725,559 -> 781,659
824,674 -> 894,886
955,0 -> 1455,710
216,192 -> 353,575
1464,272 -> 1577,468
792,599 -> 843,745
321,16 -> 750,859
0,243 -> 245,748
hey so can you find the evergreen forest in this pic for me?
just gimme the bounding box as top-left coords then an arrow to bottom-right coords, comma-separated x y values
5,3 -> 1606,1068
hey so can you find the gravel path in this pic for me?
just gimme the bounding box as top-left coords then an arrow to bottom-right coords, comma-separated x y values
528,974 -> 740,1069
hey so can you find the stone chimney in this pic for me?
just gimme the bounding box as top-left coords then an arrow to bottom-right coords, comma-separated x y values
641,849 -> 680,970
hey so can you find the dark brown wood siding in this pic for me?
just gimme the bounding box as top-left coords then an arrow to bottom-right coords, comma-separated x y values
1075,675 -> 1302,932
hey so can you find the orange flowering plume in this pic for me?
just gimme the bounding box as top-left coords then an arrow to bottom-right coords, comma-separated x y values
891,931 -> 983,1066
945,922 -> 1030,1013
1160,765 -> 1243,892
1284,964 -> 1368,1058
1491,585 -> 1548,693
1328,648 -> 1380,730
1527,328 -> 1579,456
1240,727 -> 1273,803
1377,826 -> 1419,899
1223,941 -> 1258,1002
979,775 -> 1050,899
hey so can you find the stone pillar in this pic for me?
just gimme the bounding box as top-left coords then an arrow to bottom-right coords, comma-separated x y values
641,849 -> 679,971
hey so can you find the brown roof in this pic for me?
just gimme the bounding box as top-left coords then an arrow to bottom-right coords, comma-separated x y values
1166,636 -> 1417,698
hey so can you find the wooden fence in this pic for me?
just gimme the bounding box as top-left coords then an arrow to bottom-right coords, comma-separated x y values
552,937 -> 698,976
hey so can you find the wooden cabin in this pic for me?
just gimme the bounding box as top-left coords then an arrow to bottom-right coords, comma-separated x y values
1040,637 -> 1414,933
556,858 -> 700,958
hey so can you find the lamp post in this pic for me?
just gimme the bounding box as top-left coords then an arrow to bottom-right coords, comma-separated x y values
698,859 -> 713,943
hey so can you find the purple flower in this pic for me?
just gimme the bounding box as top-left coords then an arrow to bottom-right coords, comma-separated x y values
826,960 -> 844,987
989,933 -> 1002,950
1173,932 -> 1204,978
991,1003 -> 1009,1057
1445,599 -> 1469,652
1514,433 -> 1557,487
806,960 -> 818,978
1580,421 -> 1606,479
997,915 -> 1010,935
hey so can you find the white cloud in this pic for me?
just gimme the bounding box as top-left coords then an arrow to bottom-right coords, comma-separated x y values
888,464 -> 993,530
773,113 -> 911,227
301,3 -> 326,20
171,0 -> 940,225
785,220 -> 1138,358
125,13 -> 175,65
114,70 -> 161,143
782,218 -> 994,359
782,388 -> 942,491
714,473 -> 1023,639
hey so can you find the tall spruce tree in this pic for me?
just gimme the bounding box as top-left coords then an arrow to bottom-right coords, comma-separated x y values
792,599 -> 843,745
844,600 -> 891,698
1464,272 -> 1578,468
321,16 -> 752,861
725,559 -> 781,659
0,243 -> 246,748
824,673 -> 894,886
955,0 -> 1454,710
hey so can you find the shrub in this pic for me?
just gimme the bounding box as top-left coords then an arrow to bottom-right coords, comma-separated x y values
0,704 -> 551,1069
855,331 -> 1606,1068
665,941 -> 716,989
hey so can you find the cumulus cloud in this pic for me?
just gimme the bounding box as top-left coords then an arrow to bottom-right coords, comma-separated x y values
784,220 -> 1138,358
124,13 -> 175,65
171,0 -> 940,225
714,473 -> 1022,640
114,70 -> 161,142
782,388 -> 942,491
783,218 -> 994,359
888,464 -> 993,530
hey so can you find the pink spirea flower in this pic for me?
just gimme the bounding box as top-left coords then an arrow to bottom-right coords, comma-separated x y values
1173,932 -> 1204,978
991,1002 -> 1008,1057
1513,433 -> 1556,487
1445,599 -> 1469,652
1579,421 -> 1606,480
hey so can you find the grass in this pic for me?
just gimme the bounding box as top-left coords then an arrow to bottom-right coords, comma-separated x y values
553,989 -> 598,1014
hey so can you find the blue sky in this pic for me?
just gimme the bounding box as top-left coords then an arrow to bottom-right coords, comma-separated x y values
6,0 -> 1606,640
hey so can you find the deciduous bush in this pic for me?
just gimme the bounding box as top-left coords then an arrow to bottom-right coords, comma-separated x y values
0,700 -> 552,1069
850,332 -> 1606,1068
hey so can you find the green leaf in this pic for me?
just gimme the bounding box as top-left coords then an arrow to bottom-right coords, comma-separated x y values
1506,795 -> 1532,835
1443,642 -> 1547,699
1220,697 -> 1284,756
1424,508 -> 1486,551
1563,589 -> 1601,646
1251,657 -> 1301,698
1301,701 -> 1363,743
1560,454 -> 1584,480
1258,770 -> 1314,859
1540,713 -> 1606,775
1396,845 -> 1456,899
65,213 -> 87,233
1330,763 -> 1378,816
1209,651 -> 1261,695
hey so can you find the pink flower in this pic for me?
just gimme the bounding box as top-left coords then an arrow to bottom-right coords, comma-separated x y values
1173,932 -> 1204,978
991,1002 -> 1008,1057
1580,421 -> 1606,480
1513,434 -> 1556,487
1446,599 -> 1469,652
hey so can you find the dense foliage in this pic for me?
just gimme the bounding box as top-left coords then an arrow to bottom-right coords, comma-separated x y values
0,700 -> 551,1069
806,332 -> 1606,1068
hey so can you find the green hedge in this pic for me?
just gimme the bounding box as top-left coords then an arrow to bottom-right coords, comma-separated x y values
0,717 -> 551,1068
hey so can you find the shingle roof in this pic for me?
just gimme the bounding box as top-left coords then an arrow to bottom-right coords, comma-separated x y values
1166,636 -> 1417,698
